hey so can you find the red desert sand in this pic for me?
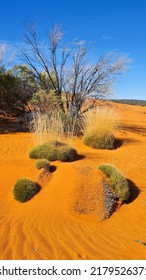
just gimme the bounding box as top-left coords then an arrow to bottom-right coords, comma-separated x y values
0,102 -> 146,260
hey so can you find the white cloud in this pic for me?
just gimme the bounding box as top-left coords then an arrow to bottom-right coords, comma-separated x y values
100,35 -> 112,40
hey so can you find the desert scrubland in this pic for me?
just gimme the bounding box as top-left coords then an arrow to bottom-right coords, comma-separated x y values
0,102 -> 146,260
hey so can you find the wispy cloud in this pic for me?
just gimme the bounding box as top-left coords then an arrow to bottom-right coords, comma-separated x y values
99,35 -> 112,41
76,40 -> 86,45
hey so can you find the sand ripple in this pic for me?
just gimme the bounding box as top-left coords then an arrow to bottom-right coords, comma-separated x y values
0,103 -> 146,259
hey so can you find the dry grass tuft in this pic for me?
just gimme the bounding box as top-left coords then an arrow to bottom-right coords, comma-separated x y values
30,111 -> 64,146
82,107 -> 119,149
30,111 -> 82,146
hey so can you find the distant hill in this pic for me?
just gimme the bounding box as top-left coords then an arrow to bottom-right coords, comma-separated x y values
110,99 -> 146,106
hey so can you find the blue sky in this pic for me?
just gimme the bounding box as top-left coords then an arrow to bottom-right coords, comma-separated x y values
0,0 -> 146,100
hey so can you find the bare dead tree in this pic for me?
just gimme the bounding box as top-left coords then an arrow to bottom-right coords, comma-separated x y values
17,23 -> 128,118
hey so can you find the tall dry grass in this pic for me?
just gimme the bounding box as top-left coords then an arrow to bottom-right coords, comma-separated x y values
82,107 -> 119,149
30,111 -> 80,146
30,111 -> 64,146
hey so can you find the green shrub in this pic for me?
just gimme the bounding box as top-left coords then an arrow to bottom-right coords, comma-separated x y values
35,159 -> 50,171
29,142 -> 59,161
29,141 -> 77,162
98,164 -> 117,178
13,178 -> 41,203
50,140 -> 66,147
83,134 -> 115,149
98,164 -> 130,202
59,146 -> 77,162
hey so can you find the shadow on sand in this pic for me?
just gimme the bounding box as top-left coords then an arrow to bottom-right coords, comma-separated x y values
121,124 -> 146,136
49,165 -> 57,172
127,179 -> 141,204
75,154 -> 85,161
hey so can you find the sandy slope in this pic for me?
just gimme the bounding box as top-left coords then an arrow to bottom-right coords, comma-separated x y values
0,103 -> 146,260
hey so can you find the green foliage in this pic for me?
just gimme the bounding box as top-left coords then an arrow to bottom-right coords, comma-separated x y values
50,140 -> 66,147
13,178 -> 40,203
31,89 -> 60,113
83,135 -> 115,149
98,164 -> 130,202
60,146 -> 77,162
98,164 -> 117,178
35,159 -> 50,171
29,142 -> 59,161
29,141 -> 77,162
0,66 -> 33,116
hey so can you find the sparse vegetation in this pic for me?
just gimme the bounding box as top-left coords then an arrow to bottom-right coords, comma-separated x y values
31,110 -> 64,145
98,164 -> 130,202
60,146 -> 77,162
29,141 -> 77,162
18,23 -> 127,124
29,142 -> 59,161
1,25 -> 128,135
31,109 -> 83,146
111,99 -> 146,106
0,66 -> 33,116
35,159 -> 51,180
35,159 -> 50,171
82,107 -> 119,149
13,178 -> 40,202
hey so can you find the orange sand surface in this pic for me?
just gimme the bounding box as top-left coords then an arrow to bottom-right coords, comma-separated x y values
0,103 -> 146,260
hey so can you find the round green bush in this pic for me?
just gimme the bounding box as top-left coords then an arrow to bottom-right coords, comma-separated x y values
29,141 -> 77,162
83,135 -> 115,149
59,146 -> 77,162
98,164 -> 130,202
50,140 -> 66,147
29,142 -> 59,161
35,159 -> 50,171
13,178 -> 41,203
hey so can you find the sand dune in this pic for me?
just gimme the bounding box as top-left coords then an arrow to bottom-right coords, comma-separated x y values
0,103 -> 146,260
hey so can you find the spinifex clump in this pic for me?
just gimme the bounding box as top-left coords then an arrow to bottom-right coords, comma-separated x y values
29,141 -> 77,162
98,164 -> 130,202
83,107 -> 119,149
13,178 -> 41,203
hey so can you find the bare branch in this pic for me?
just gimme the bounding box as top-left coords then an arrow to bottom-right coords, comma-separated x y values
0,44 -> 7,65
17,23 -> 128,117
